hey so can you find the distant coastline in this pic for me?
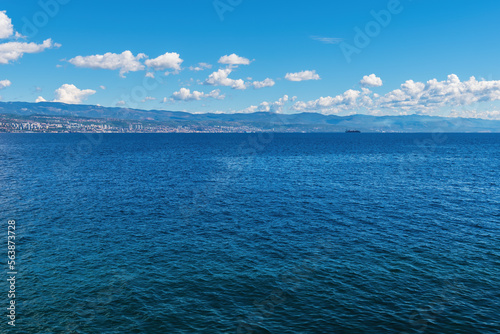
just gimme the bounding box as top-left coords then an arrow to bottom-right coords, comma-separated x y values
1,101 -> 500,133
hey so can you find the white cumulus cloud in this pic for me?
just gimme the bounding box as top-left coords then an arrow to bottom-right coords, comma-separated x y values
252,78 -> 275,89
292,89 -> 371,114
68,51 -> 146,78
0,79 -> 11,89
292,74 -> 500,117
360,74 -> 383,87
170,88 -> 224,101
449,109 -> 500,120
53,84 -> 96,104
0,39 -> 60,64
145,52 -> 183,72
35,96 -> 46,103
0,11 -> 14,39
218,53 -> 251,66
285,70 -> 321,82
0,12 -> 58,64
189,62 -> 212,71
238,95 -> 296,114
378,74 -> 500,112
141,96 -> 156,102
205,68 -> 246,90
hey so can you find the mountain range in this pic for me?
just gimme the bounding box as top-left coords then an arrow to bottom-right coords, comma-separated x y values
1,101 -> 499,132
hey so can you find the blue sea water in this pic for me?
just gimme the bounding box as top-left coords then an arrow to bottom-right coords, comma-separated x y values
0,133 -> 499,333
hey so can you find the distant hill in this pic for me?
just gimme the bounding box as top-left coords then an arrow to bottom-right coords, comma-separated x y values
1,101 -> 499,132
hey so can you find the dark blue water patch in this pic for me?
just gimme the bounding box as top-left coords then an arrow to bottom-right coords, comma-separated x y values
0,133 -> 499,333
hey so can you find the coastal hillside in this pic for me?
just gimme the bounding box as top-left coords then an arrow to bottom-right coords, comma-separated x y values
1,101 -> 499,132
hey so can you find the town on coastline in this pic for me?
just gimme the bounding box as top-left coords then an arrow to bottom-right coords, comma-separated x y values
3,112 -> 497,133
0,114 -> 300,133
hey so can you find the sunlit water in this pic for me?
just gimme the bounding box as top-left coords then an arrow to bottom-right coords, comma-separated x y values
0,133 -> 499,333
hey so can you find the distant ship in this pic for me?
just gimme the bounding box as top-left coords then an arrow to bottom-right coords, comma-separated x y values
345,129 -> 361,133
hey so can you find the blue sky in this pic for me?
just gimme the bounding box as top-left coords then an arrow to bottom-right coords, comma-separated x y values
1,0 -> 500,118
